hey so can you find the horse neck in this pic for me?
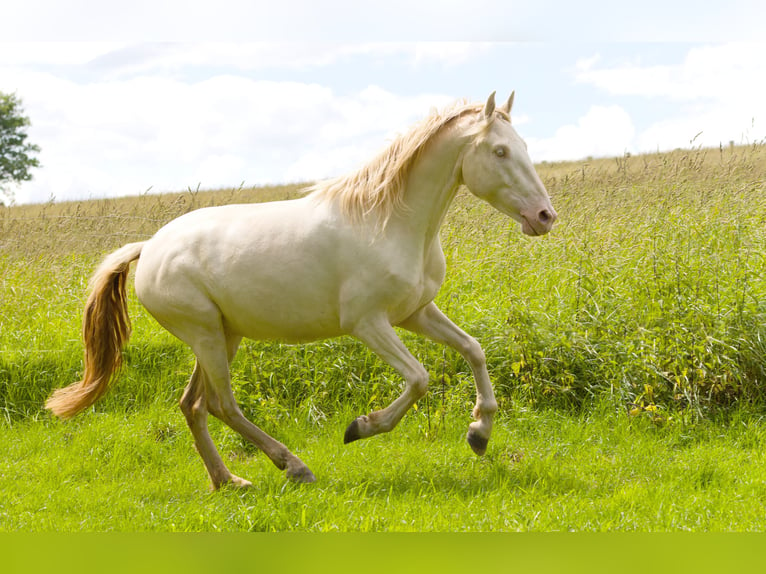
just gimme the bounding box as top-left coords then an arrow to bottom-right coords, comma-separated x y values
390,121 -> 472,246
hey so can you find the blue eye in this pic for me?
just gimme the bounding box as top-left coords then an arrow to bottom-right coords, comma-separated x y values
494,146 -> 508,158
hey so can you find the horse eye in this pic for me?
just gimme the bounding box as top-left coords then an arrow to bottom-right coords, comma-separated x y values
494,146 -> 508,158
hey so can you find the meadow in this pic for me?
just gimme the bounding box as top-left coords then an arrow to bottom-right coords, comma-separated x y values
2,142 -> 766,531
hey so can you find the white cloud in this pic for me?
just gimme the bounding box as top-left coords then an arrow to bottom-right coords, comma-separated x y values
0,0 -> 539,42
0,43 -> 129,66
576,44 -> 766,103
1,61 -> 456,203
7,0 -> 766,43
574,43 -> 766,153
0,42 -> 493,77
411,43 -> 493,67
637,113 -> 763,154
527,105 -> 636,162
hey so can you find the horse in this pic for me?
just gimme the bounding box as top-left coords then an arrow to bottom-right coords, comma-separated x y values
46,91 -> 557,489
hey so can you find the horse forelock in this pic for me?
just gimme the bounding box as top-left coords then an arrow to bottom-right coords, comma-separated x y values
308,100 -> 484,228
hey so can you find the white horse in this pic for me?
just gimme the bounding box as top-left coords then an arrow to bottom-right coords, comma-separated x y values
46,92 -> 556,489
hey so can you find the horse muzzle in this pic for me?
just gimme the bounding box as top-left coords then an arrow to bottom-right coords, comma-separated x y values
521,206 -> 557,236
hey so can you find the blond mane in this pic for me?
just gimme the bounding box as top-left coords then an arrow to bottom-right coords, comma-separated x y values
307,100 -> 485,227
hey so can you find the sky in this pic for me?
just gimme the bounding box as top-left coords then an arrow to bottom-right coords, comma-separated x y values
2,0 -> 766,204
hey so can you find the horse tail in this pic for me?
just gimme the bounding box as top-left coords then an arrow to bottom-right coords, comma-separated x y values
46,242 -> 145,419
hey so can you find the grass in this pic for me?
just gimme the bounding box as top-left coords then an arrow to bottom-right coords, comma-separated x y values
2,143 -> 766,531
4,400 -> 766,531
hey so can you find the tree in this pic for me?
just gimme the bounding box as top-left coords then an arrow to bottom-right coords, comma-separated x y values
0,92 -> 41,204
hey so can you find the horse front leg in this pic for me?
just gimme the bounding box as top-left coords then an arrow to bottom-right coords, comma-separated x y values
343,316 -> 430,443
399,301 -> 497,455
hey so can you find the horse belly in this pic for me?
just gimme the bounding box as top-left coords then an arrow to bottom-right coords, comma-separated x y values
217,279 -> 344,343
209,237 -> 347,343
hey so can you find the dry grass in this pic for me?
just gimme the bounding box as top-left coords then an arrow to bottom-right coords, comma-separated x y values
0,183 -> 307,258
3,143 -> 765,260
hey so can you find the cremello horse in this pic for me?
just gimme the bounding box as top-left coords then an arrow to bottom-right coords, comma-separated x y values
46,92 -> 556,489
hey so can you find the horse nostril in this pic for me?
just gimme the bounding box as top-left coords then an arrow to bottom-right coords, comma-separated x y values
538,209 -> 552,224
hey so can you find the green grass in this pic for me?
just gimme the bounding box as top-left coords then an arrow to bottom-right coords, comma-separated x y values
3,400 -> 766,531
2,144 -> 766,531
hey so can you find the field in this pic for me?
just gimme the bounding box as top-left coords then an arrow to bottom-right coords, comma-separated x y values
2,143 -> 766,531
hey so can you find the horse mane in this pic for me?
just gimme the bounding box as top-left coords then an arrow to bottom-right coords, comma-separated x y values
307,99 -> 486,228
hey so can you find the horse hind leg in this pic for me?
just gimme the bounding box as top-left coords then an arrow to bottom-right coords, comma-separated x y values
195,332 -> 316,484
179,361 -> 252,489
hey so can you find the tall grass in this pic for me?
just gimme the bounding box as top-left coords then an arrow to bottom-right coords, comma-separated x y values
1,145 -> 766,424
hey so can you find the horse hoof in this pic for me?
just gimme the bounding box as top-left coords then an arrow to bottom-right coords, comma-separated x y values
214,474 -> 253,490
287,465 -> 317,484
466,430 -> 488,456
344,418 -> 362,444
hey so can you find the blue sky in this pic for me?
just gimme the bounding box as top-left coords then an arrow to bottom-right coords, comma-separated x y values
2,1 -> 765,204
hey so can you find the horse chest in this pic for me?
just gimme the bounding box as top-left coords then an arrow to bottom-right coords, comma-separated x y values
380,252 -> 445,323
396,275 -> 440,323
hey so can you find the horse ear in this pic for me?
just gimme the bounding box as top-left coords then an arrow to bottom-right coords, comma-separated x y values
499,91 -> 515,118
484,91 -> 497,121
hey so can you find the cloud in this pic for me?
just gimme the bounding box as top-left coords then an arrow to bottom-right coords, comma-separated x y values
574,43 -> 766,152
100,43 -> 493,77
8,0 -> 766,43
1,42 -> 493,83
1,62 -> 456,203
0,43 -> 129,66
576,44 -> 766,102
527,105 -> 636,162
0,0 -> 537,42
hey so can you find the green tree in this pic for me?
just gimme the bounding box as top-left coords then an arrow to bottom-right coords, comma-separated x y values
0,92 -> 41,204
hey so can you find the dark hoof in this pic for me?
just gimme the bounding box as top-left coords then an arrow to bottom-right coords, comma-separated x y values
344,418 -> 361,444
287,466 -> 317,484
466,431 -> 489,456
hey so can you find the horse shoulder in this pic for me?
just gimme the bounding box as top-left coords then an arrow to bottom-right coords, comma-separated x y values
337,235 -> 448,331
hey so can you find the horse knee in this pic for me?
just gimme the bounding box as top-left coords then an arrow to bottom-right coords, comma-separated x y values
407,366 -> 429,399
208,394 -> 242,424
476,398 -> 498,416
180,393 -> 205,426
462,336 -> 486,368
